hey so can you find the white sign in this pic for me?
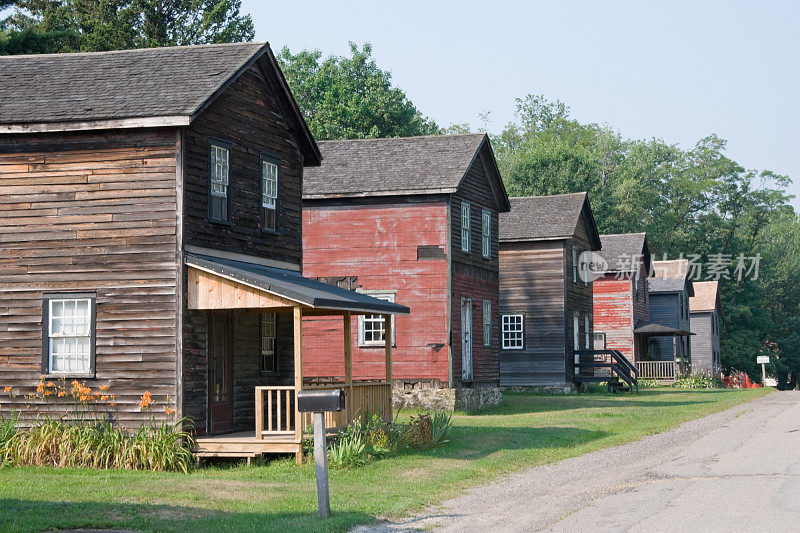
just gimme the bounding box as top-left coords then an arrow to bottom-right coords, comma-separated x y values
757,356 -> 770,365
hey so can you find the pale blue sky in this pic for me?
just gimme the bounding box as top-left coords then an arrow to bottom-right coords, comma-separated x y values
245,0 -> 799,207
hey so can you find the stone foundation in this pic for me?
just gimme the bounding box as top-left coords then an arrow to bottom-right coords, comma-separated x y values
392,380 -> 502,411
502,383 -> 576,394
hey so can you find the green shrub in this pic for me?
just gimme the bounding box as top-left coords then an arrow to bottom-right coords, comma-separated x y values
327,428 -> 367,468
672,374 -> 723,389
638,378 -> 663,388
431,411 -> 453,446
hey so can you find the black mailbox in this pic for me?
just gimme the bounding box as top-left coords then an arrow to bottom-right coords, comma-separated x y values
297,389 -> 345,413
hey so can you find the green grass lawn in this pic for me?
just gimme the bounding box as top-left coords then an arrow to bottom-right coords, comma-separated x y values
0,387 -> 771,532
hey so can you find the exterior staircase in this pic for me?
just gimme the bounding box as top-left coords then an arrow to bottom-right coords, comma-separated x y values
573,349 -> 639,393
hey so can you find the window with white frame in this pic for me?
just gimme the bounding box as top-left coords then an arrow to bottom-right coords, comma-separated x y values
261,157 -> 279,231
209,142 -> 230,222
260,312 -> 277,373
482,300 -> 491,346
573,313 -> 580,350
44,295 -> 95,375
481,209 -> 491,258
501,314 -> 524,349
358,292 -> 396,347
572,245 -> 579,283
461,202 -> 471,252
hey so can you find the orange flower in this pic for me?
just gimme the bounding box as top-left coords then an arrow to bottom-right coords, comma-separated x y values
99,384 -> 109,391
100,395 -> 108,401
3,386 -> 11,393
165,408 -> 175,415
139,391 -> 153,410
109,402 -> 116,407
57,391 -> 66,398
43,390 -> 52,396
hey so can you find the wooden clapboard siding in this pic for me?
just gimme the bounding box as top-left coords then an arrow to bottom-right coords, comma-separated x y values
564,210 -> 596,380
0,128 -> 179,426
302,199 -> 451,383
179,59 -> 306,432
648,292 -> 691,360
499,240 -> 567,386
449,148 -> 502,386
690,310 -> 719,375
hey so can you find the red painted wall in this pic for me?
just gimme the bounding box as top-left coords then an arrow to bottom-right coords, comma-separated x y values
302,201 -> 451,383
593,274 -> 634,359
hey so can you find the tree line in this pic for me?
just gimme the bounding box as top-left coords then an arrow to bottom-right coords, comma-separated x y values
2,2 -> 797,387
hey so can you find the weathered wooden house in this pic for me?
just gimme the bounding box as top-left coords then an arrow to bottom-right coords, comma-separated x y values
591,233 -> 653,360
689,281 -> 722,376
0,43 -> 408,463
301,134 -> 510,410
647,259 -> 695,377
498,193 -> 601,387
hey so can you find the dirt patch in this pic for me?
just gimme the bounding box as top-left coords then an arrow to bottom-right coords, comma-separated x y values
400,468 -> 431,480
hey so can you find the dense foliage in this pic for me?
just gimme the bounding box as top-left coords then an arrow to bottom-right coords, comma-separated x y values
277,43 -> 440,140
0,0 -> 254,53
492,95 -> 799,386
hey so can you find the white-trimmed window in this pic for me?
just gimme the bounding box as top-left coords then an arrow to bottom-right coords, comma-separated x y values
584,315 -> 590,349
260,312 -> 277,374
501,314 -> 524,350
43,294 -> 95,375
481,209 -> 491,258
358,291 -> 396,347
572,245 -> 579,283
209,142 -> 231,222
482,300 -> 491,346
461,202 -> 471,252
573,313 -> 580,350
261,157 -> 279,231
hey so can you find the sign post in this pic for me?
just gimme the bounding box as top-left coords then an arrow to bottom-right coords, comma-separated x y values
297,389 -> 345,519
756,355 -> 769,383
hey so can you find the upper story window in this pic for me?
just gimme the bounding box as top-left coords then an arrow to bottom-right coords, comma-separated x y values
482,300 -> 491,346
572,245 -> 579,284
481,209 -> 491,258
358,291 -> 396,347
501,314 -> 524,350
461,202 -> 471,252
43,294 -> 96,375
209,141 -> 231,223
261,156 -> 279,232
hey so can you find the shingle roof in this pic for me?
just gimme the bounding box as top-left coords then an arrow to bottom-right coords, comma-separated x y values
650,259 -> 694,295
0,42 -> 265,126
302,134 -> 509,209
597,233 -> 651,273
499,193 -> 600,249
690,281 -> 720,312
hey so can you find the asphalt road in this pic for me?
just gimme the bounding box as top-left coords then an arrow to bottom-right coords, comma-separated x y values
360,390 -> 800,532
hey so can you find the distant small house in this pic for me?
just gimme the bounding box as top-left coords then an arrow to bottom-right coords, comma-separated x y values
592,233 -> 653,360
301,134 -> 510,410
690,281 -> 722,375
498,193 -> 601,387
647,260 -> 695,376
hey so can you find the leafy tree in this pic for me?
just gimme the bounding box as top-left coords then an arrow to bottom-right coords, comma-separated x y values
277,43 -> 439,140
0,0 -> 254,54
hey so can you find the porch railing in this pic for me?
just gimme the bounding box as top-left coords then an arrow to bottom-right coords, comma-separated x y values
636,361 -> 677,382
254,381 -> 392,440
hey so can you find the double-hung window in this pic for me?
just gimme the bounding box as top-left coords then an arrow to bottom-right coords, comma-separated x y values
209,141 -> 231,222
572,245 -> 579,283
481,209 -> 491,258
501,314 -> 524,350
358,291 -> 396,347
43,294 -> 96,375
260,312 -> 277,374
261,156 -> 279,232
482,300 -> 491,346
461,202 -> 471,252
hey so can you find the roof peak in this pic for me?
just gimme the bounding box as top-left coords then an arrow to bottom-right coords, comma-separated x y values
509,191 -> 587,200
317,132 -> 486,144
0,41 -> 266,61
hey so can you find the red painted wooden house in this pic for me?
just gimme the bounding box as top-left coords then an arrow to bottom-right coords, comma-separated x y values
591,233 -> 653,361
301,134 -> 510,409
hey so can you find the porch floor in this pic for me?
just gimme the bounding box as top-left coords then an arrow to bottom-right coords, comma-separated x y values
194,431 -> 302,461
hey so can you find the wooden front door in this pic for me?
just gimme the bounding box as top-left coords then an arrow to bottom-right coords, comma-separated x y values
208,312 -> 233,434
461,297 -> 473,381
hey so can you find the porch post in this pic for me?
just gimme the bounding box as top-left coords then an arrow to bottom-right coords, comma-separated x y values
343,311 -> 353,424
673,335 -> 678,378
293,306 -> 303,465
384,314 -> 393,421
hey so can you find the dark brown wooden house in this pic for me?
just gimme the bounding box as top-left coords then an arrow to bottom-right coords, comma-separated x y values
498,193 -> 601,387
301,134 -> 510,410
0,43 -> 407,463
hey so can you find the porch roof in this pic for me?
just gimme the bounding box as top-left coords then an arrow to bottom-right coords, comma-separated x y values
634,322 -> 694,336
185,253 -> 410,315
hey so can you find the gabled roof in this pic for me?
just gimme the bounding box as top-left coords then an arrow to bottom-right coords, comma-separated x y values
499,192 -> 601,250
690,281 -> 721,313
650,259 -> 695,296
597,233 -> 652,274
302,133 -> 510,211
185,253 -> 409,315
0,42 -> 320,164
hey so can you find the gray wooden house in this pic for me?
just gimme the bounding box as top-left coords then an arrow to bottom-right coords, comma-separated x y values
498,193 -> 601,387
0,43 -> 408,463
689,281 -> 721,376
647,260 -> 694,376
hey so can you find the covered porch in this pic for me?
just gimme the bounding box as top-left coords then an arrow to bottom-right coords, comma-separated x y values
184,253 -> 408,464
633,323 -> 694,382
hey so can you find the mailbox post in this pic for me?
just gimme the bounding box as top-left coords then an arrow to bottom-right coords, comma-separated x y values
297,389 -> 345,519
